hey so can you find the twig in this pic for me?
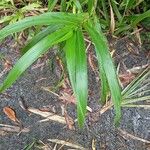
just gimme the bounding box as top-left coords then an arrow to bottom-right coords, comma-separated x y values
118,128 -> 150,144
48,139 -> 87,150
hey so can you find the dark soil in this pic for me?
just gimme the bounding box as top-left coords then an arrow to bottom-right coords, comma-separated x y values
0,36 -> 150,150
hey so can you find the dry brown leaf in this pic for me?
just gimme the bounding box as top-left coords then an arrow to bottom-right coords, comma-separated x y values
126,42 -> 139,55
47,139 -> 86,150
118,128 -> 150,144
88,52 -> 97,72
109,1 -> 115,34
4,59 -> 12,69
119,72 -> 135,86
92,139 -> 96,150
64,110 -> 75,130
0,130 -> 8,136
60,92 -> 76,104
3,107 -> 19,123
56,56 -> 64,71
31,62 -> 45,70
126,64 -> 149,74
28,107 -> 66,124
134,27 -> 142,46
0,124 -> 29,133
42,86 -> 92,113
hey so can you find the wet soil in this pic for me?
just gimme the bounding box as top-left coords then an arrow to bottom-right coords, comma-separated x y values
0,36 -> 150,150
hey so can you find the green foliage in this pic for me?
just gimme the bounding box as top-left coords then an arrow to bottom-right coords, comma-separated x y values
0,0 -> 149,127
97,0 -> 150,35
65,29 -> 88,127
121,67 -> 150,108
0,25 -> 74,93
0,0 -> 42,24
84,21 -> 121,125
0,10 -> 121,127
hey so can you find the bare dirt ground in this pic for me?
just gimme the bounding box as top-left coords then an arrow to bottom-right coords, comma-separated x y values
0,36 -> 150,150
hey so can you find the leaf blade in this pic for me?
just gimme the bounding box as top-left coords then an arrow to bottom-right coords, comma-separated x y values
21,24 -> 63,55
0,12 -> 88,41
48,0 -> 58,11
0,26 -> 73,92
75,29 -> 88,127
65,29 -> 88,127
85,22 -> 122,125
132,10 -> 150,26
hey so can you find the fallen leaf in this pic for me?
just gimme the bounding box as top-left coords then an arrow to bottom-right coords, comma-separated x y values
28,107 -> 66,124
59,92 -> 76,104
4,59 -> 12,69
92,139 -> 96,150
118,128 -> 150,144
88,52 -> 97,72
3,107 -> 20,123
42,86 -> 92,113
0,130 -> 8,136
119,72 -> 135,86
125,40 -> 139,55
59,91 -> 92,112
0,124 -> 30,133
126,64 -> 149,74
47,139 -> 86,150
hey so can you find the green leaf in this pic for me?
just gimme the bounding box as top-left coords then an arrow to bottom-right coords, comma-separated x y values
60,0 -> 67,12
21,3 -> 41,12
0,15 -> 13,24
0,12 -> 88,41
21,24 -> 63,55
121,67 -> 150,109
0,26 -> 73,93
98,0 -> 109,24
73,0 -> 83,12
132,10 -> 150,26
65,31 -> 76,92
93,17 -> 110,104
122,96 -> 150,105
75,29 -> 88,127
122,66 -> 150,98
48,0 -> 58,11
88,0 -> 94,15
121,104 -> 150,108
84,22 -> 122,125
88,0 -> 97,15
65,29 -> 88,127
100,65 -> 110,104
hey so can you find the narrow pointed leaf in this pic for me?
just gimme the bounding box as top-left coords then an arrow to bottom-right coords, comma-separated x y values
88,0 -> 94,15
65,32 -> 76,92
93,17 -> 110,104
65,29 -> 88,127
21,24 -> 63,55
48,0 -> 58,11
100,65 -> 110,104
75,29 -> 88,127
85,22 -> 122,125
132,10 -> 150,26
0,12 -> 88,41
121,104 -> 150,108
127,85 -> 150,98
122,66 -> 150,98
60,0 -> 67,12
122,96 -> 150,105
0,26 -> 73,92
